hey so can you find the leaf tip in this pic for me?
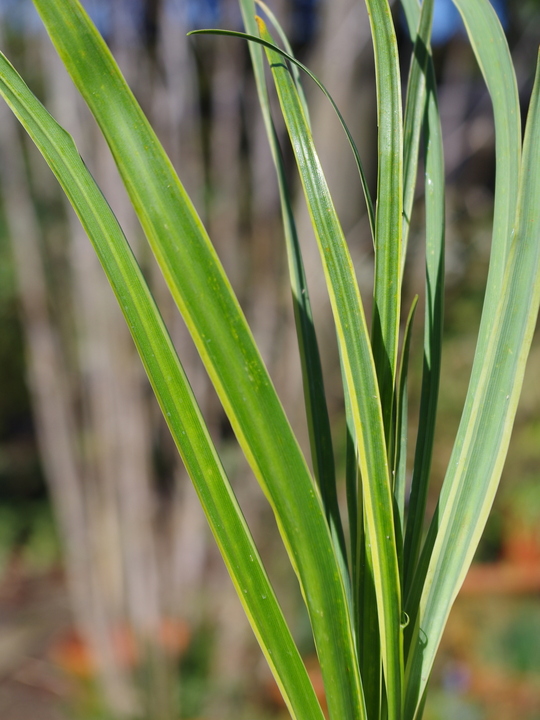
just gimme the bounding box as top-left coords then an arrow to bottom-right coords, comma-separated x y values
255,16 -> 267,35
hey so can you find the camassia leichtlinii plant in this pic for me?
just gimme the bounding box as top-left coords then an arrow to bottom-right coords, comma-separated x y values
0,0 -> 539,718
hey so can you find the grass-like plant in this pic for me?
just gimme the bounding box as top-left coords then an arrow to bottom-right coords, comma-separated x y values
0,0 -> 539,718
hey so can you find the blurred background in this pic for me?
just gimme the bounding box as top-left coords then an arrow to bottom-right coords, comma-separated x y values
0,0 -> 539,718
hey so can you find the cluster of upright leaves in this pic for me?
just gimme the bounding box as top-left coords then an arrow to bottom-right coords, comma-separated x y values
0,0 -> 539,719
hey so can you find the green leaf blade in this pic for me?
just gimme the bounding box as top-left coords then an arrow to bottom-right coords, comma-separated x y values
401,0 -> 435,269
405,47 -> 540,720
393,294 -> 419,560
238,0 -> 348,572
366,0 -> 403,441
256,18 -> 404,720
452,0 -> 521,278
30,2 -> 363,719
399,0 -> 446,599
0,49 -> 325,720
403,58 -> 445,598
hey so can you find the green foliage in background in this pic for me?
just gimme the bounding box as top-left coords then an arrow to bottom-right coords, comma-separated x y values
0,1 -> 539,719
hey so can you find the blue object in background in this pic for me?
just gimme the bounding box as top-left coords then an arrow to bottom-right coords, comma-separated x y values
432,0 -> 508,46
290,0 -> 320,46
185,0 -> 221,29
431,0 -> 462,45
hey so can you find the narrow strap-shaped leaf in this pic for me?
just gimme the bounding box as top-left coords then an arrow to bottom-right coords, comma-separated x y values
256,18 -> 403,720
189,28 -> 376,240
357,534 -> 382,719
403,59 -> 445,597
0,50 -> 325,720
400,0 -> 419,34
399,0 -> 446,598
436,0 -> 521,534
403,0 -> 520,627
31,3 -> 362,718
404,56 -> 445,596
427,0 -> 521,568
362,6 -> 405,712
451,0 -> 520,281
358,309 -> 419,719
237,0 -> 348,576
345,366 -> 359,578
405,50 -> 540,720
365,0 -> 403,442
255,0 -> 311,126
273,127 -> 350,570
401,0 -> 435,274
393,294 -> 418,563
